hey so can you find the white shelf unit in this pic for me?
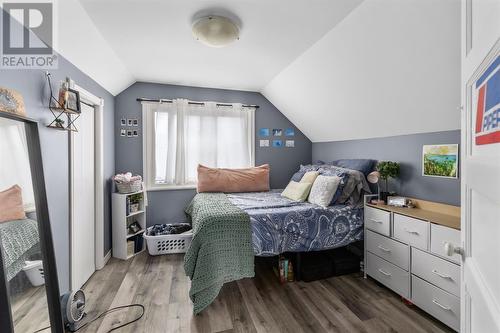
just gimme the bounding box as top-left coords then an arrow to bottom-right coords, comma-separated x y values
112,190 -> 147,260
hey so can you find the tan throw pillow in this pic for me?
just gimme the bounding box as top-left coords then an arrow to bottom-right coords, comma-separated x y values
300,171 -> 319,184
197,164 -> 270,193
308,175 -> 342,207
0,185 -> 26,223
281,181 -> 312,202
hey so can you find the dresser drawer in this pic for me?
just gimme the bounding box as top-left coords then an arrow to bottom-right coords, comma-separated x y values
366,252 -> 409,298
366,230 -> 409,270
411,276 -> 460,331
411,248 -> 460,297
431,224 -> 461,264
393,214 -> 429,250
365,206 -> 391,236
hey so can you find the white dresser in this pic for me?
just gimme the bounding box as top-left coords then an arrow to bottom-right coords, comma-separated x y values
364,196 -> 461,331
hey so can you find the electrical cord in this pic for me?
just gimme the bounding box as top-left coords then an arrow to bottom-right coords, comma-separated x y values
32,303 -> 145,333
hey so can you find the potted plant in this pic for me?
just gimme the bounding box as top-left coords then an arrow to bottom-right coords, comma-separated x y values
376,161 -> 400,202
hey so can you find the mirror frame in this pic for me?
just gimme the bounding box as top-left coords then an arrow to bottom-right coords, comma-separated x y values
0,111 -> 64,332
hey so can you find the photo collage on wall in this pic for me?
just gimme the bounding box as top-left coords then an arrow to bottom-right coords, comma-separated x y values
120,118 -> 139,138
259,127 -> 295,148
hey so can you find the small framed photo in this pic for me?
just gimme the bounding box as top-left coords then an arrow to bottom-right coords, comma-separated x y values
285,128 -> 295,136
133,119 -> 139,126
259,128 -> 270,137
120,118 -> 126,126
422,144 -> 459,178
259,139 -> 269,147
128,222 -> 141,235
66,89 -> 81,113
127,130 -> 133,137
272,140 -> 283,147
133,130 -> 139,137
120,129 -> 126,137
285,140 -> 295,148
272,129 -> 282,136
127,119 -> 133,126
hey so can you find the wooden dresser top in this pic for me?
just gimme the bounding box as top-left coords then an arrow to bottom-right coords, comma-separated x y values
366,198 -> 461,230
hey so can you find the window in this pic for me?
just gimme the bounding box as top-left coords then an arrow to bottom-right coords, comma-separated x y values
143,99 -> 255,189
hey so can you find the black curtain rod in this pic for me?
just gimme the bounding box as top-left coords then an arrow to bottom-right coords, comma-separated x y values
136,97 -> 259,109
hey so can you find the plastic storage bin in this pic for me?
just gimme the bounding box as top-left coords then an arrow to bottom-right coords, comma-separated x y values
144,228 -> 193,255
22,260 -> 45,286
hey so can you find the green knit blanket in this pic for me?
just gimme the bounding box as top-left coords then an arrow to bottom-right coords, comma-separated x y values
184,193 -> 255,314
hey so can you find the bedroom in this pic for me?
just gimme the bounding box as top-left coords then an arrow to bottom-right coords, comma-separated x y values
0,0 -> 498,332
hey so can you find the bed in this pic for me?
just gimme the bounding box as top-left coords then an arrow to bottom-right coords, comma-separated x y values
184,162 -> 373,313
227,190 -> 364,256
0,218 -> 40,281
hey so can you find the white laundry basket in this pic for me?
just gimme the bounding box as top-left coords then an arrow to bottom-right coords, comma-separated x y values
22,260 -> 45,286
144,229 -> 193,255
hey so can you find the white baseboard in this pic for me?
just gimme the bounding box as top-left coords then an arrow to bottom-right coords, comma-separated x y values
96,250 -> 112,270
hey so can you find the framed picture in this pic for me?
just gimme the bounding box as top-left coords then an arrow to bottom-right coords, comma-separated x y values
272,140 -> 283,147
133,119 -> 139,126
0,87 -> 25,116
285,128 -> 295,136
133,130 -> 139,137
259,139 -> 269,147
120,118 -> 126,126
259,128 -> 270,137
272,129 -> 282,136
127,130 -> 133,137
120,129 -> 126,137
127,119 -> 133,126
285,140 -> 295,147
66,89 -> 81,113
422,144 -> 459,178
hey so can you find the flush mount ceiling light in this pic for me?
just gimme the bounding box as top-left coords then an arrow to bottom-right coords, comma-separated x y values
192,15 -> 240,48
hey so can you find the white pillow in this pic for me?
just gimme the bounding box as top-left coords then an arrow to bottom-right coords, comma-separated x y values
308,175 -> 342,207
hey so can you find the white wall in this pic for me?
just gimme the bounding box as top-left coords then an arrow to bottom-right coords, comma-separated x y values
56,0 -> 134,95
263,0 -> 461,142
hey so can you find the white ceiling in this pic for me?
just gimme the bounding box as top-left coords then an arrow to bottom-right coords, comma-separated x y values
76,0 -> 363,92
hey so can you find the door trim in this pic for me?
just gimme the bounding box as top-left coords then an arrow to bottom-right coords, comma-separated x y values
68,80 -> 105,291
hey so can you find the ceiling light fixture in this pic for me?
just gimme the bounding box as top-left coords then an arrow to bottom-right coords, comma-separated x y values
192,15 -> 240,48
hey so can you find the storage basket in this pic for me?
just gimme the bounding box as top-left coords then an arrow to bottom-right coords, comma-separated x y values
144,229 -> 193,255
22,260 -> 45,286
115,179 -> 142,194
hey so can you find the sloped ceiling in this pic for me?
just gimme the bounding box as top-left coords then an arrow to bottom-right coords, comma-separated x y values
53,0 -> 459,142
76,0 -> 363,93
263,0 -> 461,142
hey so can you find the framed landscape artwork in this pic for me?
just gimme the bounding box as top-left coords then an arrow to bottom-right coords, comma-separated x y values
422,144 -> 459,178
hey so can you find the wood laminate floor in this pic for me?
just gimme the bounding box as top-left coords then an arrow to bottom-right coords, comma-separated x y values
80,252 -> 454,333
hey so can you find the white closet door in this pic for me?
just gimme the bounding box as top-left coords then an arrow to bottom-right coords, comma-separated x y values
71,103 -> 95,290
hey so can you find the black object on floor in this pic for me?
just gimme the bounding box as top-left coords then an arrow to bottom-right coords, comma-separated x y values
299,246 -> 361,282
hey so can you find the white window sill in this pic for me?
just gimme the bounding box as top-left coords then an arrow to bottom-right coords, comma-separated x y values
146,184 -> 197,191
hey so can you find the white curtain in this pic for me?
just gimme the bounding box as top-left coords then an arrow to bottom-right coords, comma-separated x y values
0,118 -> 35,210
146,99 -> 255,186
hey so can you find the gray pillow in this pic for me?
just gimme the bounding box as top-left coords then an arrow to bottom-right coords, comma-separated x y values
330,159 -> 376,176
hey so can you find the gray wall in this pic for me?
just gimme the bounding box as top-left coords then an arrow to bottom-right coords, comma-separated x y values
0,57 -> 115,293
312,130 -> 460,206
115,82 -> 312,224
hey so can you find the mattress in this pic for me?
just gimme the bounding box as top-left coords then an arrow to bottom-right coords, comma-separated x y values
227,190 -> 364,256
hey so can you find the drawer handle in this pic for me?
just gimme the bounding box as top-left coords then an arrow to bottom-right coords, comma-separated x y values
432,269 -> 452,280
378,269 -> 392,277
404,228 -> 420,235
369,218 -> 383,224
432,299 -> 451,311
377,245 -> 391,252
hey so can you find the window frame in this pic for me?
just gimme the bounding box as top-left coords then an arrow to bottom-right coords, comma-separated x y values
142,101 -> 255,191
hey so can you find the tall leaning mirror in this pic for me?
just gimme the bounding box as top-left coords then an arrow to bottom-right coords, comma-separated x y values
0,111 -> 63,332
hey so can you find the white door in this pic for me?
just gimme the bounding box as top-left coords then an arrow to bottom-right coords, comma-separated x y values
461,1 -> 500,332
71,103 -> 96,290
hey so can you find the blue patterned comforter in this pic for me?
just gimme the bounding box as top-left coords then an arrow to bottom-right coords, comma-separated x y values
227,190 -> 364,256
